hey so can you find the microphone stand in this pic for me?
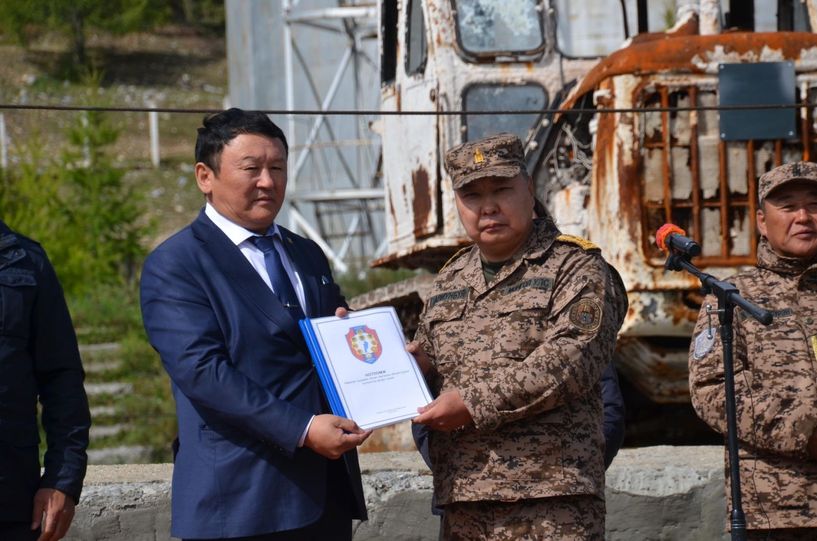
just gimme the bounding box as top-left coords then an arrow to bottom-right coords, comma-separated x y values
664,250 -> 772,541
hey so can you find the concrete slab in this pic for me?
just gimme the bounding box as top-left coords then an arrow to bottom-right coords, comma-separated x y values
65,447 -> 731,541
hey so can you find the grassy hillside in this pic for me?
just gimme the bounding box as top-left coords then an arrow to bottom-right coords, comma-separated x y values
1,24 -> 227,462
2,24 -> 419,462
0,24 -> 226,241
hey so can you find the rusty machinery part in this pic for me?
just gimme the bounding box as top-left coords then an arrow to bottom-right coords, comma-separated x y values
558,32 -> 817,113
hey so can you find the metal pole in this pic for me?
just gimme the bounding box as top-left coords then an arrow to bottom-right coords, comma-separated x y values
274,0 -> 381,265
700,0 -> 722,35
283,0 -> 297,233
633,0 -> 643,34
718,304 -> 747,541
283,0 -> 296,157
148,106 -> 160,167
668,254 -> 766,541
289,208 -> 348,273
0,113 -> 7,169
82,112 -> 91,166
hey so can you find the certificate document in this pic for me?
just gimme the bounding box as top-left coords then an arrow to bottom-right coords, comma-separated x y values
299,306 -> 433,430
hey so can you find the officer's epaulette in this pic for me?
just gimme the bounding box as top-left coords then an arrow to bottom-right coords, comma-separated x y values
440,246 -> 472,272
556,234 -> 600,252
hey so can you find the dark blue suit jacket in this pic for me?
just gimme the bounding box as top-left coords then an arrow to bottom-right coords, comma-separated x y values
0,221 -> 90,521
140,210 -> 366,539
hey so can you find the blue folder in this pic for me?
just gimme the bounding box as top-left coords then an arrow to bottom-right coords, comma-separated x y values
299,318 -> 347,418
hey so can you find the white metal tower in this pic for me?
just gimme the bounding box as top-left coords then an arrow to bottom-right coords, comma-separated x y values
226,0 -> 384,274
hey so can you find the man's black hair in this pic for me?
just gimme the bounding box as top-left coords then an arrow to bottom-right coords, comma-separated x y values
195,108 -> 288,173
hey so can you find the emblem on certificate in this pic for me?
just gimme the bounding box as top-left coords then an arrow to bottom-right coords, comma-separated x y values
346,325 -> 382,363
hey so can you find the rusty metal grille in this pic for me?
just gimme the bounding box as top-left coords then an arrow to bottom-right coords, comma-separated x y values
639,84 -> 816,267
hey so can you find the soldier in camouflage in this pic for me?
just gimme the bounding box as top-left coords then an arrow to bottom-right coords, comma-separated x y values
689,161 -> 817,540
408,133 -> 628,540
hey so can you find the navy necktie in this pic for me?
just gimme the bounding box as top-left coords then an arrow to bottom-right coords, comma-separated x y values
251,235 -> 306,320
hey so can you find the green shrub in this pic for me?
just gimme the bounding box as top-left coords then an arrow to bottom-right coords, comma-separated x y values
1,108 -> 165,461
117,328 -> 177,463
0,110 -> 151,296
336,267 -> 425,299
67,283 -> 143,342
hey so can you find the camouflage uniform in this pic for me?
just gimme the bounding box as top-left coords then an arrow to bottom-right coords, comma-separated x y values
442,495 -> 605,540
689,162 -> 817,535
690,238 -> 817,532
415,216 -> 626,540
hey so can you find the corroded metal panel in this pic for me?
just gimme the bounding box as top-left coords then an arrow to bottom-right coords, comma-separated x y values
378,0 -> 598,269
560,33 -> 817,112
616,336 -> 692,403
376,3 -> 817,405
546,31 -> 817,402
381,76 -> 440,246
380,1 -> 441,262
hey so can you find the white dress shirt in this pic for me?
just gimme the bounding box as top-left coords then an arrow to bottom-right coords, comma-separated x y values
204,203 -> 308,313
204,203 -> 315,445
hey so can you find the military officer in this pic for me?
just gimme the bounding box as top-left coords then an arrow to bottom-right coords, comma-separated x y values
689,161 -> 817,540
410,133 -> 627,540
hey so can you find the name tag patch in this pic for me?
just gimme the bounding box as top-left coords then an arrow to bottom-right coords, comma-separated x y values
502,278 -> 553,295
428,288 -> 468,308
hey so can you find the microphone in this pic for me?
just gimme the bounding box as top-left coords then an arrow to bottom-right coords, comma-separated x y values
655,224 -> 701,257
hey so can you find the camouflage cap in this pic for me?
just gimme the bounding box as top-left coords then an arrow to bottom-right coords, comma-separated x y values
444,133 -> 526,190
758,161 -> 817,202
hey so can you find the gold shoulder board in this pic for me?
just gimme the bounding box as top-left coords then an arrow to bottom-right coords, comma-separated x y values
557,234 -> 600,252
440,246 -> 472,272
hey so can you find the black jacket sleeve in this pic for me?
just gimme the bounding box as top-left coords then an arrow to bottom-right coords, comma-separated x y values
28,240 -> 91,502
601,361 -> 625,469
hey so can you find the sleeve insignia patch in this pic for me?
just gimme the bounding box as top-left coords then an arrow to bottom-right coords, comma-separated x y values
693,331 -> 715,359
569,298 -> 602,332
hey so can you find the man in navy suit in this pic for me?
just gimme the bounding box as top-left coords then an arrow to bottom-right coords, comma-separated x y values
140,108 -> 370,541
0,220 -> 90,541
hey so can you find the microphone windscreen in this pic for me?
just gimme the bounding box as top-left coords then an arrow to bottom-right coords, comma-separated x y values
655,223 -> 686,252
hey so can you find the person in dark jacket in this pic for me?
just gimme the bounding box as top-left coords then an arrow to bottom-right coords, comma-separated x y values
600,361 -> 626,469
0,220 -> 91,541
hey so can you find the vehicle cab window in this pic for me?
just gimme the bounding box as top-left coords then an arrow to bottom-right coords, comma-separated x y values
453,0 -> 544,59
554,0 -> 628,58
463,83 -> 547,143
406,0 -> 428,75
381,1 -> 399,84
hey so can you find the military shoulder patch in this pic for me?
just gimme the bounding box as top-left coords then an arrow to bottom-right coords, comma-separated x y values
568,298 -> 602,332
440,246 -> 472,272
557,234 -> 600,252
693,331 -> 715,360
